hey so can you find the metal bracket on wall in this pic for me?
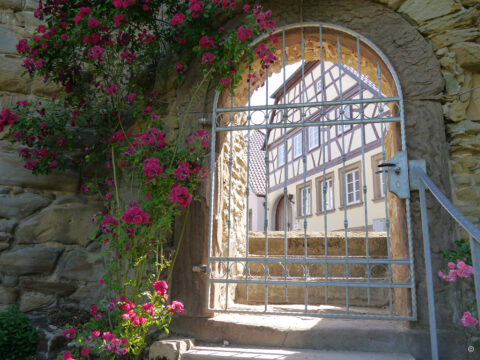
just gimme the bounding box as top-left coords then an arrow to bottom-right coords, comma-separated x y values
378,151 -> 411,199
408,159 -> 427,191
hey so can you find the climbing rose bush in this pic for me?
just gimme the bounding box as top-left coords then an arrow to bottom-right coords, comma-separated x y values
0,0 -> 278,358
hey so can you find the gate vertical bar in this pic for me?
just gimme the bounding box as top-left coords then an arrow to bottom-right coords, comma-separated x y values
282,29 -> 289,303
301,29 -> 309,313
337,37 -> 350,314
418,180 -> 439,360
264,68 -> 270,312
206,92 -> 219,311
245,76 -> 252,302
357,37 -> 371,306
320,25 -> 330,305
225,95 -> 235,310
377,63 -> 393,315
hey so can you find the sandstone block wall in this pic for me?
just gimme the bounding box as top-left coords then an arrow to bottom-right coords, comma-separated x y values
0,0 -> 105,314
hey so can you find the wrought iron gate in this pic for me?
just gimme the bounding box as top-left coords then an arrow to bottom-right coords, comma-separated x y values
206,23 -> 416,320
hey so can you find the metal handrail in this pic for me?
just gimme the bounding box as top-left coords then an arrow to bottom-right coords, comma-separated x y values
411,166 -> 480,360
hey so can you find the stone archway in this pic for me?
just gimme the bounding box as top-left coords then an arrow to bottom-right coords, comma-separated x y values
171,0 -> 459,352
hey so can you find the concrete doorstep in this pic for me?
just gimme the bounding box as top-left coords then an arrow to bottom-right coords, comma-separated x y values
148,339 -> 415,360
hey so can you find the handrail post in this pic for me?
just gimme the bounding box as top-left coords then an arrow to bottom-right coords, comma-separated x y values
469,234 -> 480,321
418,180 -> 439,360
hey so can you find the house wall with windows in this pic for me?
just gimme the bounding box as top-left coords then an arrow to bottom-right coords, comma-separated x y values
268,147 -> 386,232
266,60 -> 389,232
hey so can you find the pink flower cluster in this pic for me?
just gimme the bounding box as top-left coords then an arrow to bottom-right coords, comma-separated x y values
88,45 -> 105,60
461,311 -> 478,327
199,35 -> 214,49
153,280 -> 168,296
438,259 -> 474,282
112,0 -> 136,9
143,157 -> 163,179
73,7 -> 92,26
63,327 -> 76,339
121,301 -> 146,326
102,331 -> 128,355
121,51 -> 137,63
0,108 -> 18,132
189,0 -> 203,18
169,183 -> 192,207
169,13 -> 185,26
237,26 -> 253,41
121,205 -> 151,225
174,162 -> 190,180
167,300 -> 184,314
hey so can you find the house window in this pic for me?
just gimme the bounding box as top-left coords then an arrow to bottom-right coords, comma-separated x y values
300,187 -> 312,216
308,126 -> 319,150
316,175 -> 334,213
316,80 -> 322,93
293,133 -> 302,158
296,181 -> 312,217
277,144 -> 285,166
346,169 -> 360,205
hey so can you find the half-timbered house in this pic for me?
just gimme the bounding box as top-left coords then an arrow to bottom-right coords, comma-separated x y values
264,60 -> 389,232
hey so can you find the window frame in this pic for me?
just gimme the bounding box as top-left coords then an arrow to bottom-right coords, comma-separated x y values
293,133 -> 302,159
316,173 -> 335,214
308,126 -> 319,150
277,143 -> 285,167
296,180 -> 312,218
338,161 -> 363,208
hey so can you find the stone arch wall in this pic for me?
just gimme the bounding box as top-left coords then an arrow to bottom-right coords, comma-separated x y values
170,0 -> 475,334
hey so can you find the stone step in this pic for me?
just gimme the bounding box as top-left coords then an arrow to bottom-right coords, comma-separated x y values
182,345 -> 415,360
243,255 -> 389,278
234,277 -> 389,306
171,315 -> 465,360
247,231 -> 388,257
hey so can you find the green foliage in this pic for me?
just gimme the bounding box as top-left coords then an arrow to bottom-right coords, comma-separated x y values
0,306 -> 37,360
441,239 -> 472,266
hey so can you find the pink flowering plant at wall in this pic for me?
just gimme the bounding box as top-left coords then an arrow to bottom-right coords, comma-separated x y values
438,239 -> 478,328
0,0 -> 278,358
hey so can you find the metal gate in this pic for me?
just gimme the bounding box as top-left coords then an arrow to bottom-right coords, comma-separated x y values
206,23 -> 416,320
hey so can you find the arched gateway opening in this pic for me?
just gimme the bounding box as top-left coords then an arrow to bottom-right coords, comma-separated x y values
207,24 -> 414,319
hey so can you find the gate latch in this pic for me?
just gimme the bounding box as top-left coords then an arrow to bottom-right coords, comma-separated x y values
378,151 -> 410,199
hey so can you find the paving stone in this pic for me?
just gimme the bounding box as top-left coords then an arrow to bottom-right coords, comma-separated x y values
149,338 -> 194,360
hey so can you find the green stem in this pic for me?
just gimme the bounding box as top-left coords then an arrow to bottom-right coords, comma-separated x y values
166,204 -> 191,284
111,145 -> 121,208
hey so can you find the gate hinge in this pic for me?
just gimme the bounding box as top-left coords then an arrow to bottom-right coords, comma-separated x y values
192,265 -> 207,273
